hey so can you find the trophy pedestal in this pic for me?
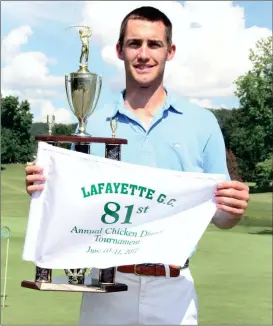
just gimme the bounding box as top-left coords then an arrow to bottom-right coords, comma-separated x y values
21,276 -> 128,293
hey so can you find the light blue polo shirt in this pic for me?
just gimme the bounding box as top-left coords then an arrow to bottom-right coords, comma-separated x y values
85,88 -> 230,180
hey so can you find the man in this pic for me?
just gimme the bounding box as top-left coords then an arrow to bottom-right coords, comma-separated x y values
25,6 -> 249,325
79,26 -> 92,68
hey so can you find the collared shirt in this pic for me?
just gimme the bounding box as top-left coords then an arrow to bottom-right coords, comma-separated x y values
86,88 -> 230,180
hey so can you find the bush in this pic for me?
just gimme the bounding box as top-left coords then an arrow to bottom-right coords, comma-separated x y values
254,154 -> 273,190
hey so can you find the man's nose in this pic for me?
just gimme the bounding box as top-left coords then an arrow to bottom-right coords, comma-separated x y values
137,44 -> 150,61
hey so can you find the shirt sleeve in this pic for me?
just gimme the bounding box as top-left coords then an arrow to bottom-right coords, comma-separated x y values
202,114 -> 230,180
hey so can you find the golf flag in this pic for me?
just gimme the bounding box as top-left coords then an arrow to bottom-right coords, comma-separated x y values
22,142 -> 226,269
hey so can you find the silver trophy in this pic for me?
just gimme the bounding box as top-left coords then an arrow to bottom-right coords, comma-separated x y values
21,25 -> 128,294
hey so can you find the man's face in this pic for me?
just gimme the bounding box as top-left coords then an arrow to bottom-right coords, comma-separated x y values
116,19 -> 176,87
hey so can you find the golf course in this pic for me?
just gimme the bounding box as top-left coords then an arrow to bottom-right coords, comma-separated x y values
1,164 -> 272,325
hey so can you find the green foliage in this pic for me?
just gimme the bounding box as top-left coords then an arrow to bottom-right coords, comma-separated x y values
54,123 -> 77,136
52,123 -> 77,149
1,96 -> 35,163
1,128 -> 17,163
30,122 -> 48,136
255,154 -> 273,190
231,36 -> 273,181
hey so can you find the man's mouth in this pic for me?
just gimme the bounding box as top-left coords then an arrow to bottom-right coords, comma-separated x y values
134,65 -> 155,72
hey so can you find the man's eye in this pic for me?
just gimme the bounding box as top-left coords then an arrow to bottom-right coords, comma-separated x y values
149,42 -> 161,48
129,42 -> 141,48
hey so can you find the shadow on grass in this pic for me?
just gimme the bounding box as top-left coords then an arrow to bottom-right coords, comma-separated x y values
249,229 -> 273,235
1,166 -> 7,171
238,216 -> 272,235
239,216 -> 272,228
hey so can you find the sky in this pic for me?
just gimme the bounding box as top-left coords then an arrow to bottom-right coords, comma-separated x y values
1,1 -> 272,124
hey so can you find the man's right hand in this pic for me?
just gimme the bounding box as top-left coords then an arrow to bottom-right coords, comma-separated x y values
25,164 -> 46,195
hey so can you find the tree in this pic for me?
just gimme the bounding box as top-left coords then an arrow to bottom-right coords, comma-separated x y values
49,123 -> 77,149
255,154 -> 273,190
226,148 -> 242,181
1,96 -> 35,163
30,122 -> 48,136
54,123 -> 77,136
231,36 -> 273,181
1,128 -> 18,163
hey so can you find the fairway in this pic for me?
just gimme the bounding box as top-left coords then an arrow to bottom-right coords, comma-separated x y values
1,164 -> 272,325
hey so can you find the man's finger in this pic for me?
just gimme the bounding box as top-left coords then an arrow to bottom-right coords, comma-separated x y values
25,165 -> 43,175
216,204 -> 244,217
215,188 -> 250,201
215,196 -> 248,210
216,181 -> 249,191
26,174 -> 46,184
26,184 -> 44,194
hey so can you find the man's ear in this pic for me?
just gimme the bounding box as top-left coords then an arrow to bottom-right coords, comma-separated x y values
167,44 -> 176,61
116,43 -> 124,61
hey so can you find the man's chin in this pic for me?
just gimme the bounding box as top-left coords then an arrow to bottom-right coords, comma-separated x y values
135,78 -> 152,88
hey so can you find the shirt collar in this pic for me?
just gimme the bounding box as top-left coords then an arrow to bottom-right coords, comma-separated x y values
107,87 -> 183,119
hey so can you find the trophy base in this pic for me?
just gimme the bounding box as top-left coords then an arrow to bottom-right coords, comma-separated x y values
21,276 -> 128,293
73,131 -> 91,137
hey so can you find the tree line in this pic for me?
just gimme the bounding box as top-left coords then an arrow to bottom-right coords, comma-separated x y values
1,36 -> 272,189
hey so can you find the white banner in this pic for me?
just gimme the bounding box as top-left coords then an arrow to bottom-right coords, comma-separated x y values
22,142 -> 226,269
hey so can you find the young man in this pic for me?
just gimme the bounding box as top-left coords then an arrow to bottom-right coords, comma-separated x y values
25,6 -> 249,325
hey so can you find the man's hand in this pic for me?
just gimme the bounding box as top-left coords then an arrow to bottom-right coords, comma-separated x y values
25,163 -> 46,195
212,181 -> 250,229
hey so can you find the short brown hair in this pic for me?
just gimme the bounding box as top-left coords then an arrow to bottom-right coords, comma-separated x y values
118,6 -> 172,48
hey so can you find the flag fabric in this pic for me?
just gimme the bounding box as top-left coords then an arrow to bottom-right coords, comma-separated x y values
22,142 -> 226,269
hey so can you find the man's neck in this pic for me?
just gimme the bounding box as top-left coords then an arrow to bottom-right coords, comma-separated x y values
123,83 -> 167,129
124,83 -> 166,112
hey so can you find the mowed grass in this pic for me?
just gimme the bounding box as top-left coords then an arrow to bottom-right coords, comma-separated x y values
1,164 -> 272,325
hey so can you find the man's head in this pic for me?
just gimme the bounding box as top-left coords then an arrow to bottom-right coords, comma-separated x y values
116,6 -> 176,88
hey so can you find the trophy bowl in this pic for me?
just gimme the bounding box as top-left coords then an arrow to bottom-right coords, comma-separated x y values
65,71 -> 102,137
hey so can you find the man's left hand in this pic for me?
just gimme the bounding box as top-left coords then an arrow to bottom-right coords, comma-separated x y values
214,181 -> 250,220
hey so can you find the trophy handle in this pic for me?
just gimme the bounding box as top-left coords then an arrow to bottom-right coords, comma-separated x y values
89,74 -> 102,117
65,74 -> 74,114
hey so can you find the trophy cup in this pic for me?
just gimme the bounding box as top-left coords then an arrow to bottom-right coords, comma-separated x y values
21,26 -> 128,293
